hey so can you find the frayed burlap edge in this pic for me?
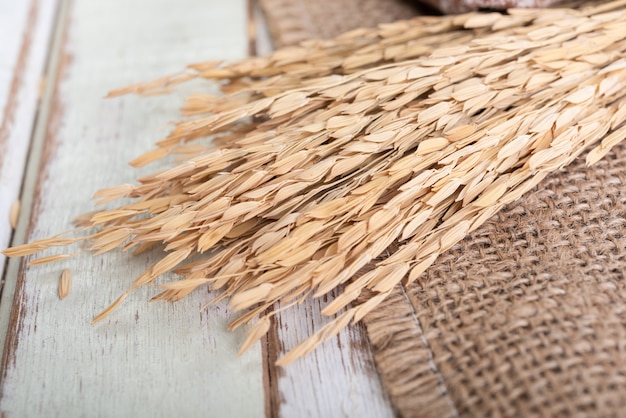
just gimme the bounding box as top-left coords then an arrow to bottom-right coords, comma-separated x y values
361,286 -> 459,417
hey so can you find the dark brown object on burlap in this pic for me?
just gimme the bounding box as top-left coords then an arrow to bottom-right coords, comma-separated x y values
424,0 -> 562,13
259,0 -> 626,416
259,0 -> 563,21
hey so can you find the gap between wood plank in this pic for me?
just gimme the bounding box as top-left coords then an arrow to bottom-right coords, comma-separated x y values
250,3 -> 395,417
0,0 -> 58,287
0,2 -> 37,289
248,3 -> 281,417
0,0 -> 66,369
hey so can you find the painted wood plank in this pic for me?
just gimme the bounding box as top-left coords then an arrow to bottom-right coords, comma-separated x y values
270,295 -> 396,418
0,1 -> 266,417
253,6 -> 396,417
0,0 -> 58,280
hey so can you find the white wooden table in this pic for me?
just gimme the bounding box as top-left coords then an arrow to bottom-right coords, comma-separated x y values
0,1 -> 394,416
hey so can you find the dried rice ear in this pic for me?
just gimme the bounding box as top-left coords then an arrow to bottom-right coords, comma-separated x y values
5,0 -> 626,364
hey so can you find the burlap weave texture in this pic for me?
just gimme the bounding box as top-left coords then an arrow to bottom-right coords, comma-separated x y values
259,0 -> 423,48
259,0 -> 626,416
363,146 -> 626,416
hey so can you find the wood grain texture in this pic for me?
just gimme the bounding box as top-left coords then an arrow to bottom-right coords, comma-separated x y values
0,0 -> 395,416
0,0 -> 58,279
271,295 -> 395,418
0,1 -> 266,417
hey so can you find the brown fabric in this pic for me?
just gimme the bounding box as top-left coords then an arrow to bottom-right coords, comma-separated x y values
259,0 -> 424,48
260,1 -> 626,416
363,145 -> 626,417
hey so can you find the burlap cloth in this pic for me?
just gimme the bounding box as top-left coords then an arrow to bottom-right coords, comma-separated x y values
259,1 -> 626,416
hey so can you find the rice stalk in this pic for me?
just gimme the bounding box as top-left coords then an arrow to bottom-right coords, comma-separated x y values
5,0 -> 626,364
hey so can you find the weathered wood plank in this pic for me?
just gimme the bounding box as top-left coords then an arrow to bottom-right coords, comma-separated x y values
1,1 -> 395,416
270,295 -> 395,418
0,1 -> 266,417
253,7 -> 396,417
0,0 -> 58,280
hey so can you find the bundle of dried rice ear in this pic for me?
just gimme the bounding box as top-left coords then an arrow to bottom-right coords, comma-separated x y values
6,0 -> 626,364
